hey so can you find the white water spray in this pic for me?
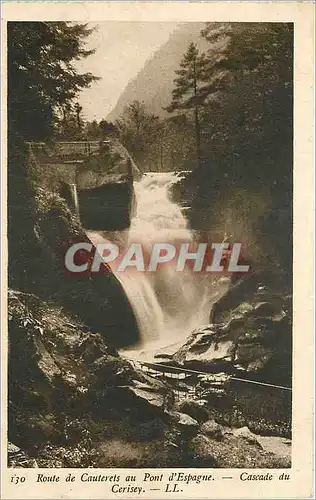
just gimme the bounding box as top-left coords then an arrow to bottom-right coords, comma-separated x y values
88,172 -> 223,360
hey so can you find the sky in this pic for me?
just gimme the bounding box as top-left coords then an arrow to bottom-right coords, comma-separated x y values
76,22 -> 178,122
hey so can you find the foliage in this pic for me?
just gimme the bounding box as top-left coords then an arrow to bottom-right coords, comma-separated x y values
54,101 -> 85,140
166,42 -> 209,168
166,42 -> 209,112
164,23 -> 293,193
118,23 -> 292,182
7,21 -> 99,290
8,21 -> 99,141
116,101 -> 162,171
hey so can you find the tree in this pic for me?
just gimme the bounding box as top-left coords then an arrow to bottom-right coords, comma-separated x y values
7,22 -> 99,289
201,22 -> 292,84
166,43 -> 208,169
54,101 -> 86,140
198,22 -> 293,187
7,21 -> 99,141
186,23 -> 293,273
74,102 -> 83,132
99,120 -> 119,139
116,101 -> 161,171
83,120 -> 100,140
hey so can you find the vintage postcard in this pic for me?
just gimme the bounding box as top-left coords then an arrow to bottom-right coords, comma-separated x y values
1,1 -> 314,499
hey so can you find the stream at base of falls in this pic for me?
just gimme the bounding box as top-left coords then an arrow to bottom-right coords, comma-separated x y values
87,171 -> 228,362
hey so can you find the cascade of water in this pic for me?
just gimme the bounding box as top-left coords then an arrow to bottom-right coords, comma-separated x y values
121,172 -> 214,356
88,172 -> 218,360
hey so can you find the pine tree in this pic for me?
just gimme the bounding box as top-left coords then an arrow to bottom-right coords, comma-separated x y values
166,42 -> 208,169
74,102 -> 83,132
116,101 -> 161,171
7,21 -> 99,141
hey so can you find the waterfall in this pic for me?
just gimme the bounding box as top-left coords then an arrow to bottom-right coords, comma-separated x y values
88,172 -> 221,360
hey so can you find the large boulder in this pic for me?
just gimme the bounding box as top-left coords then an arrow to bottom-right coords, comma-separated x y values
75,139 -> 140,231
26,188 -> 140,348
177,400 -> 209,423
200,420 -> 224,441
172,274 -> 292,385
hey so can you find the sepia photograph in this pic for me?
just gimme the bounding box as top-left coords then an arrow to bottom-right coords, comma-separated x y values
1,5 -> 313,495
6,17 -> 295,471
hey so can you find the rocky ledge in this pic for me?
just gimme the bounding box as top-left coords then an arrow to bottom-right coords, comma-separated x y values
8,290 -> 290,468
173,273 -> 291,382
154,272 -> 292,439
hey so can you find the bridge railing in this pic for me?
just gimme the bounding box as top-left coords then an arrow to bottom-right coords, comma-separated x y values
125,358 -> 292,403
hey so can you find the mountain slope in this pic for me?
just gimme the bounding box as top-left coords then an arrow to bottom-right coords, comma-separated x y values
107,23 -> 209,121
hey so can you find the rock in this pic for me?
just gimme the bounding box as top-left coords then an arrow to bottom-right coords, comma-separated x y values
8,443 -> 38,468
235,302 -> 254,315
171,273 -> 292,385
154,353 -> 174,360
177,412 -> 199,432
232,426 -> 262,448
234,346 -> 273,372
166,411 -> 199,434
250,301 -> 284,320
173,324 -> 235,371
188,434 -> 217,466
177,400 -> 209,423
200,420 -> 224,441
189,432 -> 290,468
75,138 -> 139,231
209,272 -> 259,323
8,292 -> 171,453
90,356 -> 174,414
128,384 -> 168,410
177,412 -> 197,425
31,190 -> 140,348
8,443 -> 20,454
91,355 -> 134,386
7,289 -> 291,469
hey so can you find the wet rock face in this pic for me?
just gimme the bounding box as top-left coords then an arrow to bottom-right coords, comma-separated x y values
172,274 -> 292,387
24,189 -> 140,348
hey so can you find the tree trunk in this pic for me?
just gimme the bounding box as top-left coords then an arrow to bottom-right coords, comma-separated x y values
193,57 -> 201,169
159,126 -> 165,172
